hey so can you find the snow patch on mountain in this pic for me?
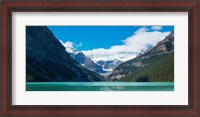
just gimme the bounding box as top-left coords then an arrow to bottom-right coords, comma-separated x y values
60,40 -> 147,72
60,40 -> 105,73
59,40 -> 79,54
82,49 -> 147,71
84,52 -> 138,63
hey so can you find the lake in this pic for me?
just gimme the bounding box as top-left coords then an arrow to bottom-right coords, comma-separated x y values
26,82 -> 174,91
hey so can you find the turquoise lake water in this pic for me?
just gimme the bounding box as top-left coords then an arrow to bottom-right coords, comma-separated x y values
26,82 -> 174,91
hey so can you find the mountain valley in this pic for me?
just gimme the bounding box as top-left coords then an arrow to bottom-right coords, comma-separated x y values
26,26 -> 174,82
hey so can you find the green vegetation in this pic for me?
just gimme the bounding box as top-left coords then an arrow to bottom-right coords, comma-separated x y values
119,53 -> 174,82
110,53 -> 172,78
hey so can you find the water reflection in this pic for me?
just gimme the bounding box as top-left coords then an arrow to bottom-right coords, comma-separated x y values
26,82 -> 174,91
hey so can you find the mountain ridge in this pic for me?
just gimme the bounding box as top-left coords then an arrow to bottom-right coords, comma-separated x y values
71,52 -> 105,73
108,31 -> 174,82
62,44 -> 106,73
26,26 -> 104,82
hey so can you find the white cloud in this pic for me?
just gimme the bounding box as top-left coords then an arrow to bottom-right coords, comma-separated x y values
76,42 -> 83,47
151,26 -> 162,30
134,26 -> 149,33
59,40 -> 78,53
60,40 -> 82,49
60,40 -> 74,48
82,27 -> 170,62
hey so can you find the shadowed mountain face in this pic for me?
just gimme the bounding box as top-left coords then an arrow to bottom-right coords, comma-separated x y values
71,52 -> 105,73
63,45 -> 105,73
108,31 -> 174,82
26,26 -> 103,82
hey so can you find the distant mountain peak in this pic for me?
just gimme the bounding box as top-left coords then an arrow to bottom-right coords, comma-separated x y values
85,52 -> 138,63
59,43 -> 106,73
59,40 -> 79,54
65,47 -> 77,53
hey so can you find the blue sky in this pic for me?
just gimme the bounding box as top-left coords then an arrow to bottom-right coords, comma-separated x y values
48,26 -> 174,51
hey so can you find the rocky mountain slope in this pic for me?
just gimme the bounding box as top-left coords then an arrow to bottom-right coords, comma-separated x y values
26,26 -> 103,82
62,42 -> 124,73
108,31 -> 174,82
62,45 -> 105,73
71,52 -> 105,73
119,53 -> 174,82
83,52 -> 138,72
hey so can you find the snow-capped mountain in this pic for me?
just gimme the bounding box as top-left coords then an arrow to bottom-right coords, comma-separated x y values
60,43 -> 105,73
71,52 -> 105,73
64,45 -> 79,54
82,51 -> 142,71
96,60 -> 122,72
26,26 -> 103,82
84,52 -> 138,63
108,30 -> 174,81
60,40 -> 145,73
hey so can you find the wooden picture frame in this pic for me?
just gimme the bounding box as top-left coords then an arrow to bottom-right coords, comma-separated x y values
1,0 -> 199,116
